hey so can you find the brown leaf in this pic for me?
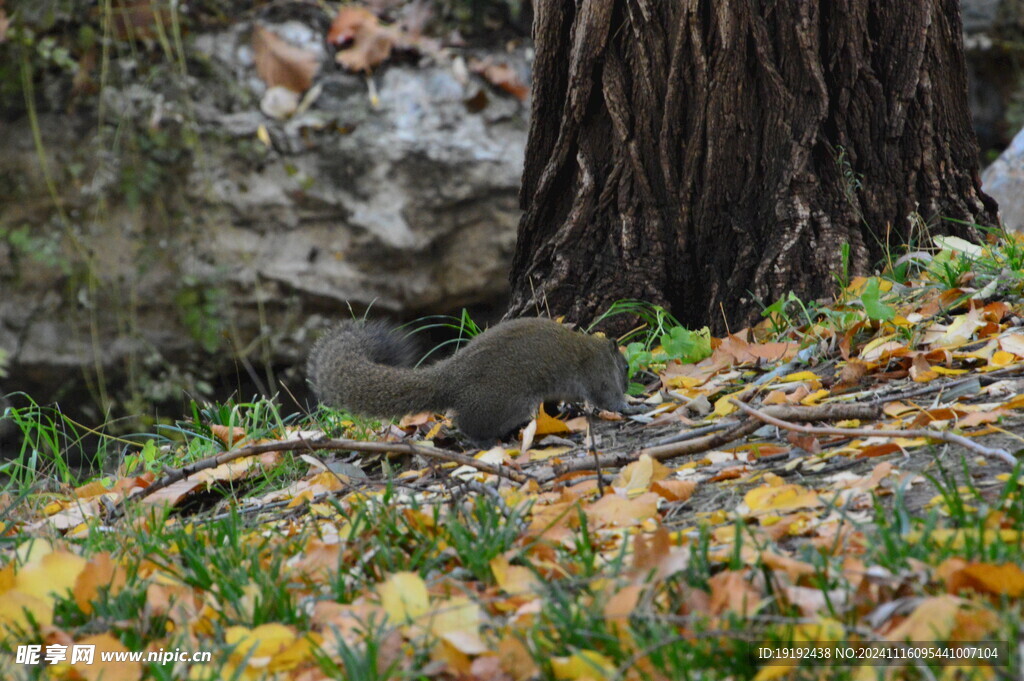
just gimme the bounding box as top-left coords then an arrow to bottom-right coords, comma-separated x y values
470,58 -> 529,101
835,359 -> 868,389
714,333 -> 800,366
252,25 -> 319,93
708,570 -> 761,617
328,7 -> 395,72
786,431 -> 821,454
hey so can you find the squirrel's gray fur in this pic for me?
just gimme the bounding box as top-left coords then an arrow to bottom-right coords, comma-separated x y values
307,317 -> 629,444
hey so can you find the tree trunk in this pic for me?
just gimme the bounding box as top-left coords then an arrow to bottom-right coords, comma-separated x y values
508,0 -> 999,333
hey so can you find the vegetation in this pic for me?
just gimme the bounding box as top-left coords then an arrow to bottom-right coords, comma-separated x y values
2,232 -> 1024,679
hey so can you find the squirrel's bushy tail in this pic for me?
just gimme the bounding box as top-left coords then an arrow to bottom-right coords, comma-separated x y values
307,320 -> 442,417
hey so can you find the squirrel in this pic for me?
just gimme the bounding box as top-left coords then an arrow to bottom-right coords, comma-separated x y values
306,317 -> 629,445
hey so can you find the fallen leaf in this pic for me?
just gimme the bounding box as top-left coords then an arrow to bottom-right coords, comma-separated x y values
329,7 -> 395,72
612,454 -> 669,494
651,479 -> 697,502
253,25 -> 319,93
73,633 -> 142,681
946,561 -> 1024,598
535,408 -> 570,435
378,571 -> 429,625
584,492 -> 659,528
551,649 -> 615,680
470,58 -> 529,101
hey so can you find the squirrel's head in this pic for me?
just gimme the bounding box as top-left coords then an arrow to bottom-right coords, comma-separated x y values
588,336 -> 628,409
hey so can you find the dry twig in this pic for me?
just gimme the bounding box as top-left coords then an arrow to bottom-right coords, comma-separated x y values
111,436 -> 530,518
731,400 -> 1018,467
543,403 -> 882,478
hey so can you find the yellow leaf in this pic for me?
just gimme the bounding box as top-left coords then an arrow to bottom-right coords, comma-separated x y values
74,633 -> 142,681
799,389 -> 830,406
930,366 -> 968,375
429,596 -> 486,654
257,124 -> 271,147
714,394 -> 738,417
780,371 -> 822,387
379,571 -> 429,624
885,595 -> 963,641
535,409 -> 571,435
269,633 -> 319,672
15,551 -> 87,605
859,335 -> 899,361
612,454 -> 669,494
846,276 -> 892,295
664,375 -> 704,389
491,556 -> 540,596
226,623 -> 296,664
744,483 -> 821,515
931,312 -> 984,348
551,649 -> 615,680
0,589 -> 52,632
529,445 -> 573,462
988,349 -> 1015,367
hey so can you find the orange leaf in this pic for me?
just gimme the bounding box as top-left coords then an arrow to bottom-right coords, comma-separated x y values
74,633 -> 142,681
947,562 -> 1024,598
210,424 -> 247,447
855,442 -> 903,459
329,7 -> 394,72
651,479 -> 697,502
74,553 -> 127,615
708,570 -> 761,617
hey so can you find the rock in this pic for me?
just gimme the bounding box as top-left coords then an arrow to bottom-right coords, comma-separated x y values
961,0 -> 1024,154
0,17 -> 529,415
0,392 -> 19,459
983,126 -> 1024,231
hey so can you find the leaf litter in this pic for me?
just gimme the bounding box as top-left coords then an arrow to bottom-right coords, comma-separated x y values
3,237 -> 1024,678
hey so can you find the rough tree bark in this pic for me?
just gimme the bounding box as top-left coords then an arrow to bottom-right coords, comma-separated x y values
508,0 -> 1000,333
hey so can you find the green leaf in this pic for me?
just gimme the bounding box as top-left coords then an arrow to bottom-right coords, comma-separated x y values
659,326 -> 712,364
861,277 -> 895,321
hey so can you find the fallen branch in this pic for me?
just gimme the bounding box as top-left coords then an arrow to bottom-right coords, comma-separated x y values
111,436 -> 529,518
731,400 -> 1018,467
544,403 -> 882,478
871,364 -> 1024,404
